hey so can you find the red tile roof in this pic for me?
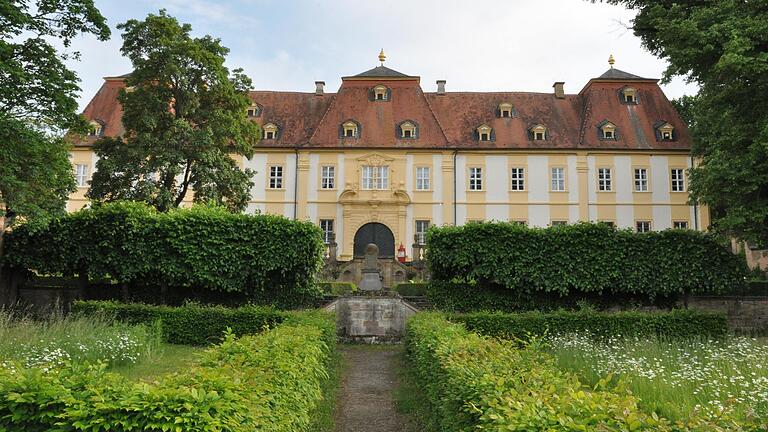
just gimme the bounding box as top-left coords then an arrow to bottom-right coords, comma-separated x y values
76,67 -> 691,152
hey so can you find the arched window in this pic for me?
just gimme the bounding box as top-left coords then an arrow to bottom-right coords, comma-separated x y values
263,123 -> 279,140
341,120 -> 360,138
476,124 -> 493,142
598,121 -> 618,140
399,120 -> 417,139
498,102 -> 514,118
529,124 -> 547,141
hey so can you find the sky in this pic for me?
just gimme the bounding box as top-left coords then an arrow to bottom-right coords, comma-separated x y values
65,0 -> 698,110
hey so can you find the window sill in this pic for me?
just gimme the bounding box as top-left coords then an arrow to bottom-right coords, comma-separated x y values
633,190 -> 652,193
267,188 -> 286,191
466,189 -> 485,192
550,190 -> 568,193
414,189 -> 433,193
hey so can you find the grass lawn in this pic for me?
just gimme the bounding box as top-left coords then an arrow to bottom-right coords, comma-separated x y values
110,343 -> 203,381
548,333 -> 768,423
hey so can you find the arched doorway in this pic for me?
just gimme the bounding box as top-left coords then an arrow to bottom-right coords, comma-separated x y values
353,222 -> 395,258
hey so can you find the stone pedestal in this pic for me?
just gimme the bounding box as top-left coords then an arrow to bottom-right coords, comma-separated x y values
358,269 -> 382,291
323,296 -> 419,343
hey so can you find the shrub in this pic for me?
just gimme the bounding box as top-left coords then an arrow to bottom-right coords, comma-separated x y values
426,222 -> 748,299
317,282 -> 357,296
392,282 -> 428,297
3,202 -> 325,308
450,309 -> 729,340
72,300 -> 285,345
0,312 -> 336,432
405,313 -> 748,431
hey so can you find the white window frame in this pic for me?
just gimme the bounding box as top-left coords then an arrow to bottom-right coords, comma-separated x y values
269,165 -> 283,189
320,219 -> 334,243
468,167 -> 483,191
75,164 -> 89,187
510,167 -> 525,191
551,167 -> 565,191
673,221 -> 689,229
416,166 -> 430,191
634,168 -> 648,192
598,168 -> 613,192
551,220 -> 568,226
415,220 -> 430,245
671,168 -> 686,192
321,166 -> 335,190
361,165 -> 389,190
636,221 -> 651,233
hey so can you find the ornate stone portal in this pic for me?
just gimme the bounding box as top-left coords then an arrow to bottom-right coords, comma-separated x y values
358,243 -> 383,291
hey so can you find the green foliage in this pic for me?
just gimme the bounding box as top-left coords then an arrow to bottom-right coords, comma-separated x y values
318,282 -> 357,296
71,301 -> 286,346
87,10 -> 261,212
405,313 -> 751,431
427,222 -> 747,298
450,309 -> 729,341
604,0 -> 768,245
0,312 -> 336,431
392,282 -> 428,297
4,202 -> 325,308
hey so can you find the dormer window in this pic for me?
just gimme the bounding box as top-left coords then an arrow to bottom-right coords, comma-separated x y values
621,87 -> 638,104
87,120 -> 104,137
598,121 -> 617,140
399,121 -> 417,139
498,102 -> 514,118
372,85 -> 390,101
246,104 -> 262,118
530,124 -> 547,141
263,123 -> 279,140
655,121 -> 676,141
341,120 -> 360,138
476,124 -> 493,142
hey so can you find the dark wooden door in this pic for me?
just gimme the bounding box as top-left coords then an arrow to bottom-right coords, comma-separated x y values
353,223 -> 395,258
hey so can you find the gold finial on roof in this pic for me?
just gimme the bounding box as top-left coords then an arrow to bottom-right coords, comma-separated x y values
378,49 -> 386,65
608,54 -> 615,68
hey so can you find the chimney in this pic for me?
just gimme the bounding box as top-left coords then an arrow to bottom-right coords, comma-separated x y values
553,82 -> 565,99
436,80 -> 446,95
315,81 -> 325,96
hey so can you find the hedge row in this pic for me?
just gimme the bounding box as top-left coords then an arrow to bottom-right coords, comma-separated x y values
392,282 -> 428,297
405,313 -> 748,431
318,282 -> 357,296
0,312 -> 336,431
72,300 -> 286,345
450,309 -> 729,340
427,222 -> 747,298
3,202 -> 325,308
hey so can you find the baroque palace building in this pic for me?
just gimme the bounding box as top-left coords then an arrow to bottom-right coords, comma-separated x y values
70,52 -> 707,265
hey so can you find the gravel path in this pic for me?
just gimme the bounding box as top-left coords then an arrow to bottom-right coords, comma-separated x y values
335,345 -> 409,432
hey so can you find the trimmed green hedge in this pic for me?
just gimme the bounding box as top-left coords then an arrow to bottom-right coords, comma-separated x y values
0,312 -> 336,431
3,202 -> 325,308
392,282 -> 428,297
427,222 -> 748,299
318,282 -> 357,296
450,309 -> 729,340
72,300 -> 286,345
405,313 -> 747,431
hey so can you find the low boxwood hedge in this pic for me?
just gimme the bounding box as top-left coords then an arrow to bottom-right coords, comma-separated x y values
392,282 -> 428,297
72,300 -> 286,345
405,313 -> 748,431
450,309 -> 729,340
317,282 -> 357,296
0,311 -> 336,432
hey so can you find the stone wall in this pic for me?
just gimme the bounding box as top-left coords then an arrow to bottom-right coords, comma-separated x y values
323,296 -> 418,343
687,296 -> 768,334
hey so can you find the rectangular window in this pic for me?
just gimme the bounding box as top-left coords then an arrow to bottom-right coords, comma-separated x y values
415,220 -> 430,245
510,167 -> 525,191
416,166 -> 430,191
673,221 -> 689,229
600,221 -> 615,228
671,168 -> 685,192
320,219 -> 334,243
321,166 -> 335,189
634,168 -> 648,192
75,164 -> 89,187
362,165 -> 388,190
511,220 -> 528,226
636,221 -> 651,233
551,167 -> 565,191
598,168 -> 612,191
269,165 -> 283,189
551,220 -> 568,226
469,167 -> 483,191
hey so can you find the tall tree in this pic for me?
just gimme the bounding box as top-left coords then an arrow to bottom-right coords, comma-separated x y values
604,0 -> 768,245
88,10 -> 261,212
0,0 -> 110,219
